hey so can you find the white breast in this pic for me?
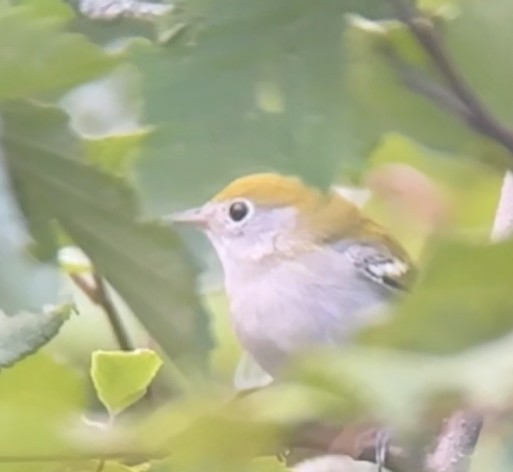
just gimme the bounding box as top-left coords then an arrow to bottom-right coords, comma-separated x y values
224,246 -> 390,375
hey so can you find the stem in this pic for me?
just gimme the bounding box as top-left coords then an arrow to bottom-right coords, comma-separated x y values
93,273 -> 134,352
386,0 -> 513,157
69,273 -> 100,304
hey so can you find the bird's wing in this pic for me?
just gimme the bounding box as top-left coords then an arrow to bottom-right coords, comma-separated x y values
345,241 -> 416,292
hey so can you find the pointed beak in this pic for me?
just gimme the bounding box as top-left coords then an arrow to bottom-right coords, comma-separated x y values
162,207 -> 208,229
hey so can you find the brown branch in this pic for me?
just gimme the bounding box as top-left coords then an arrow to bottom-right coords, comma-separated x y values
69,272 -> 133,352
92,273 -> 134,352
386,0 -> 513,157
381,46 -> 473,125
69,273 -> 101,304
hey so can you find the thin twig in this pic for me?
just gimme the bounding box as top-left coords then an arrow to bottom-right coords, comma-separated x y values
381,47 -> 473,124
69,273 -> 101,304
93,273 -> 134,352
386,0 -> 513,157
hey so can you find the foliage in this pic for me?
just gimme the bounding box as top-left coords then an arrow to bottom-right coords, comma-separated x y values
91,349 -> 162,416
0,0 -> 513,471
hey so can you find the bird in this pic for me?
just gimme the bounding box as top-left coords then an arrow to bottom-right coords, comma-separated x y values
170,173 -> 416,379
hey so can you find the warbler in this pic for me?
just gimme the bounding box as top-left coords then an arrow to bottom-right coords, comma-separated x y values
170,173 -> 415,379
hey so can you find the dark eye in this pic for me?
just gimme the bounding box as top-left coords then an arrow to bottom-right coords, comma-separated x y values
228,200 -> 250,222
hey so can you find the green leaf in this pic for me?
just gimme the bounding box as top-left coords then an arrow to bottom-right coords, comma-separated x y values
83,129 -> 151,178
131,0 -> 395,212
2,100 -> 212,374
0,353 -> 86,456
13,0 -> 75,21
0,4 -> 116,101
91,349 -> 163,415
0,232 -> 59,313
359,238 -> 513,354
102,463 -> 143,472
366,133 -> 501,236
0,305 -> 71,368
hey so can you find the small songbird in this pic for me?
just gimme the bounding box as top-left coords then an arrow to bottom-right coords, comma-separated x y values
170,173 -> 415,379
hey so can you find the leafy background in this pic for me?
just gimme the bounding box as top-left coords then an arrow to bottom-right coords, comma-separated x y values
1,0 -> 513,471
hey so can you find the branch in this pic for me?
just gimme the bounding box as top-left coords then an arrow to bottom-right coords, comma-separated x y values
92,273 -> 134,352
425,410 -> 483,472
386,0 -> 513,157
381,47 -> 474,125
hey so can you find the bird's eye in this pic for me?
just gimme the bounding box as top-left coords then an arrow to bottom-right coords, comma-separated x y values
228,200 -> 250,222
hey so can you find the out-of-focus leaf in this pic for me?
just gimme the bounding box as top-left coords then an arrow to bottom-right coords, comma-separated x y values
369,134 -> 503,242
0,140 -> 61,312
2,100 -> 212,373
130,0 -> 394,213
102,463 -> 142,472
290,326 -> 513,430
0,231 -> 59,313
91,349 -> 162,415
0,4 -> 116,101
418,0 -> 460,10
0,305 -> 71,368
13,0 -> 75,21
346,0 -> 513,162
249,458 -> 289,472
83,129 -> 150,177
137,403 -> 281,472
0,353 -> 85,456
359,238 -> 513,354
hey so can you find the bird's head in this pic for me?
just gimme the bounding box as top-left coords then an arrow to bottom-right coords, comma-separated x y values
167,173 -> 372,271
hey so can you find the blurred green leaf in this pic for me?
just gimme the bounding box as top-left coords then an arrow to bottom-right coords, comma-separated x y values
248,458 -> 289,472
131,0 -> 394,213
91,349 -> 162,415
0,305 -> 71,368
102,463 -> 143,472
359,238 -> 513,354
83,130 -> 150,178
0,3 -> 116,101
13,0 -> 75,21
0,353 -> 85,456
2,100 -> 212,374
345,0 -> 513,162
366,133 -> 501,237
159,412 -> 280,472
0,233 -> 59,313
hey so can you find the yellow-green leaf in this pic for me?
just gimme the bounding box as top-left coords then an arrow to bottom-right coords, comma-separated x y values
91,349 -> 163,415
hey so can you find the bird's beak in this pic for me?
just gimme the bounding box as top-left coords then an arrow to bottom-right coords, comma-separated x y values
162,207 -> 208,229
